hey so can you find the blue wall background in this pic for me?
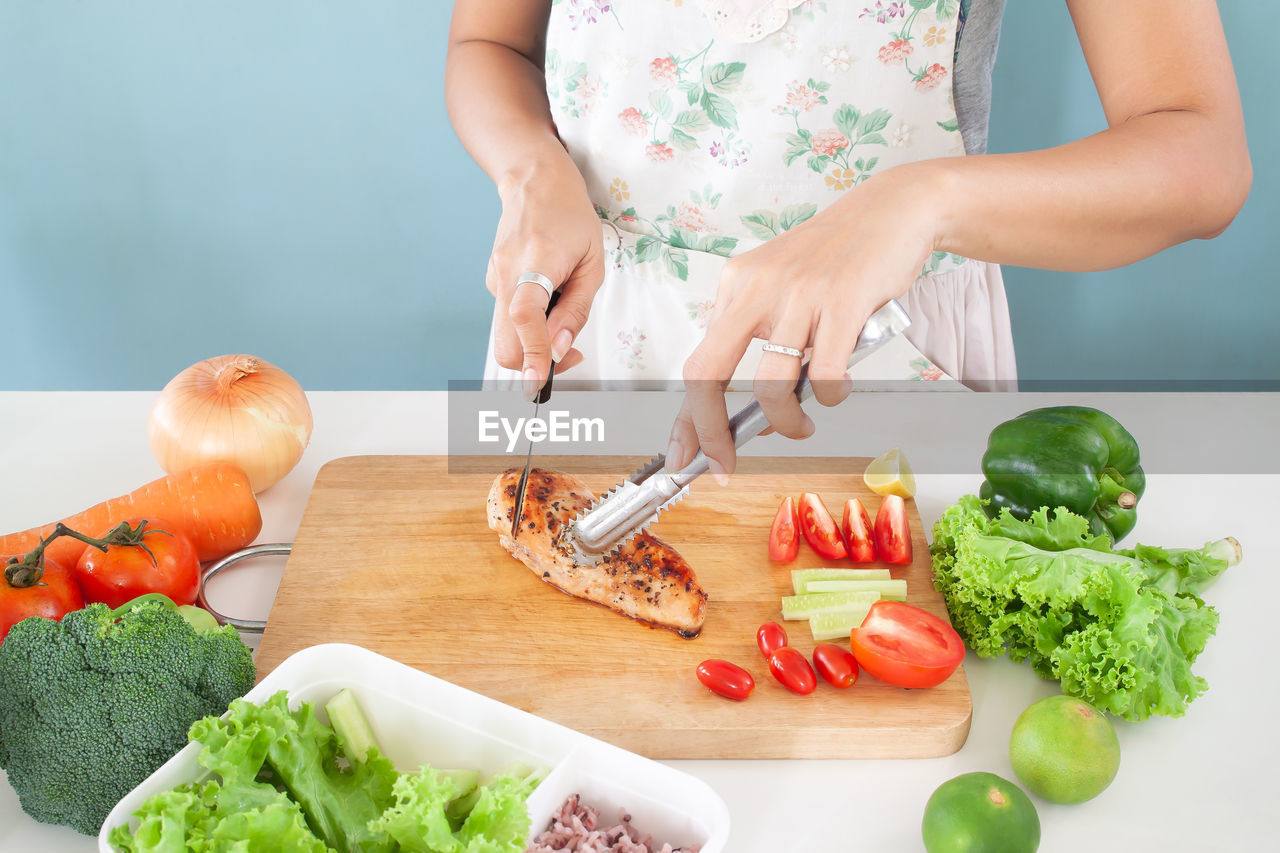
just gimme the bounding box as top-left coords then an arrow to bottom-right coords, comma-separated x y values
1,1 -> 1274,390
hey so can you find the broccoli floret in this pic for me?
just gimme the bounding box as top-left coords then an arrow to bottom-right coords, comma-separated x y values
0,596 -> 255,835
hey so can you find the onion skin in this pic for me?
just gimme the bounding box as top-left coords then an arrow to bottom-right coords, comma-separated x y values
148,355 -> 313,493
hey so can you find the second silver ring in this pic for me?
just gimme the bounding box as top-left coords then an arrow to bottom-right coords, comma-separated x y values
761,341 -> 804,358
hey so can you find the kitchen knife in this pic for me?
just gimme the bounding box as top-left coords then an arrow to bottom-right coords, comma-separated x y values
510,290 -> 561,540
565,299 -> 912,564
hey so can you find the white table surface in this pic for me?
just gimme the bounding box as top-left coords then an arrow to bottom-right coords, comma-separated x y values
1,391 -> 1275,852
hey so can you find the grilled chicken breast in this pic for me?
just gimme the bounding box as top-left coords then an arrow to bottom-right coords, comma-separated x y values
487,468 -> 707,638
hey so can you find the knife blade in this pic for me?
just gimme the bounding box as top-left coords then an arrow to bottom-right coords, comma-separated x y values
564,299 -> 912,563
511,290 -> 561,540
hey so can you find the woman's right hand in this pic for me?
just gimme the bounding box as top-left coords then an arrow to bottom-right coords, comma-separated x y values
488,153 -> 605,398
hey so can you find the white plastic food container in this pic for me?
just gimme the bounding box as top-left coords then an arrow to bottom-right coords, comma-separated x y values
98,643 -> 730,852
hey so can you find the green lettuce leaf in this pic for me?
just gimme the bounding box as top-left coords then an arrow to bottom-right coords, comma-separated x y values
108,786 -> 208,853
195,691 -> 399,853
367,767 -> 464,853
369,765 -> 542,853
930,496 -> 1234,721
1119,541 -> 1233,597
456,769 -> 543,852
107,780 -> 332,853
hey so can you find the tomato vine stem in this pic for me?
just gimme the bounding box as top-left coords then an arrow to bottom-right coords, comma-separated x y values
3,521 -> 167,589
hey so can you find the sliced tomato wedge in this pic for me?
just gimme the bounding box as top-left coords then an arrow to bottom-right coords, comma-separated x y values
849,600 -> 965,688
768,496 -> 800,562
797,492 -> 847,560
841,497 -> 876,563
874,494 -> 912,565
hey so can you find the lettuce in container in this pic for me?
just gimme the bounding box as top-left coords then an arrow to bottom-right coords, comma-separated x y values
109,689 -> 544,853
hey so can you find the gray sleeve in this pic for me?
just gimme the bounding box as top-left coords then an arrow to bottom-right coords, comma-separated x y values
953,0 -> 1006,155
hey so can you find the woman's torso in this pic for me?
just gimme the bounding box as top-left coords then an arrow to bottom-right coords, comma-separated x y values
484,1 -> 1017,386
546,0 -> 1003,270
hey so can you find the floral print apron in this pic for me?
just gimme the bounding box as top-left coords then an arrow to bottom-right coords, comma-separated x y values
484,0 -> 1017,388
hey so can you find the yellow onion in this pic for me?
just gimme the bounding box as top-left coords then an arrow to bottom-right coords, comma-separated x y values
148,355 -> 313,493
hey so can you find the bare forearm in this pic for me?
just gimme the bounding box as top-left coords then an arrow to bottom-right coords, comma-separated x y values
445,2 -> 579,195
913,0 -> 1251,273
912,109 -> 1251,272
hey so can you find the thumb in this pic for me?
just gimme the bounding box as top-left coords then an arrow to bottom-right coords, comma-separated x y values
546,261 -> 602,364
506,274 -> 555,398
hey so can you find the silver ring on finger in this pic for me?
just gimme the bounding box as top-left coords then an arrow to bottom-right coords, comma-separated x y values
761,341 -> 804,358
516,271 -> 555,300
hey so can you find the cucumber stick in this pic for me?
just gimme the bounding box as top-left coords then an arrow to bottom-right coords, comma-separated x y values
803,578 -> 908,600
791,568 -> 891,594
809,607 -> 873,642
781,590 -> 880,621
325,688 -> 378,764
444,772 -> 482,829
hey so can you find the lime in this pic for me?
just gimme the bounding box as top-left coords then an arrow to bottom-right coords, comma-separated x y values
1009,694 -> 1120,804
863,446 -> 916,498
922,772 -> 1040,853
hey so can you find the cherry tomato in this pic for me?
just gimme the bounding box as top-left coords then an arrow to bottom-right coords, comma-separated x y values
874,495 -> 913,565
0,556 -> 84,643
813,643 -> 859,688
696,659 -> 755,701
850,600 -> 965,689
75,518 -> 201,608
767,646 -> 817,695
841,497 -> 876,563
757,621 -> 789,658
768,496 -> 800,562
797,492 -> 847,560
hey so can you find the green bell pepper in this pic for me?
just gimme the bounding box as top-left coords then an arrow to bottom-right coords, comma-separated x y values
978,406 -> 1146,542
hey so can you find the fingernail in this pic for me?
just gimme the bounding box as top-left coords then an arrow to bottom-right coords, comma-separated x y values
843,372 -> 855,394
522,367 -> 540,400
708,458 -> 731,487
802,415 -> 816,438
551,329 -> 573,363
665,439 -> 685,473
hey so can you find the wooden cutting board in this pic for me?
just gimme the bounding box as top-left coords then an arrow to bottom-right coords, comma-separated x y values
254,455 -> 970,759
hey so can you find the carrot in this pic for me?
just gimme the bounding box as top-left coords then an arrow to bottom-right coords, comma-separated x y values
1,463 -> 262,566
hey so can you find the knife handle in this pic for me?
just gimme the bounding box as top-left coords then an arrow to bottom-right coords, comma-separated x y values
667,299 -> 911,487
534,290 -> 561,405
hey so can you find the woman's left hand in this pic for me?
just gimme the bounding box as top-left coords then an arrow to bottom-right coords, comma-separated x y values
665,166 -> 941,481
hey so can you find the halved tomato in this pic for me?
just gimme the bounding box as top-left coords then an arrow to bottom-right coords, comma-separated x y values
768,497 -> 800,562
874,494 -> 912,565
797,493 -> 847,560
841,498 -> 876,563
849,600 -> 965,689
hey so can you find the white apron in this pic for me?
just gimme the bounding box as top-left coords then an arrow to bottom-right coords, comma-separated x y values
484,0 -> 1017,388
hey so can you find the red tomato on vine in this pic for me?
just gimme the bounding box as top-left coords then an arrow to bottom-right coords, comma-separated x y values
0,555 -> 84,643
75,518 -> 201,608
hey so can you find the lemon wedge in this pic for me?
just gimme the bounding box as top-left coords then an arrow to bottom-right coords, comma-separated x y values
863,446 -> 917,498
